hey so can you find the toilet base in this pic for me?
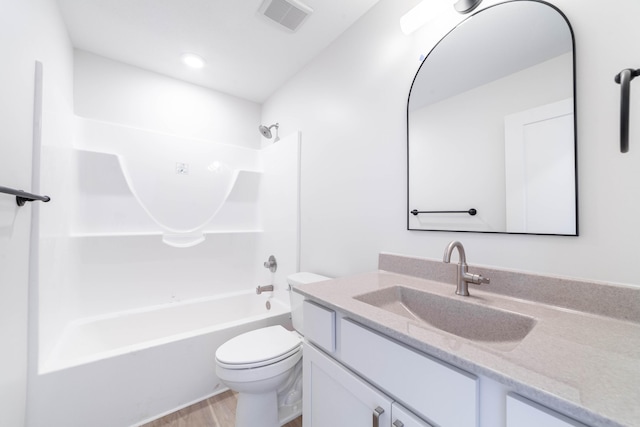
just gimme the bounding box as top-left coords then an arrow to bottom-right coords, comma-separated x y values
236,391 -> 278,427
278,401 -> 303,425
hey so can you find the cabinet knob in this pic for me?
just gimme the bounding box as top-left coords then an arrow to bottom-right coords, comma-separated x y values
392,421 -> 405,427
372,406 -> 385,427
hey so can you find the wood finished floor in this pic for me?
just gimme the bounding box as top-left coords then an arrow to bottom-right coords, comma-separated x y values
141,390 -> 302,427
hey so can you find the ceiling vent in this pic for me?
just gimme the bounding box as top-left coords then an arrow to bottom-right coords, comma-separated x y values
258,0 -> 314,32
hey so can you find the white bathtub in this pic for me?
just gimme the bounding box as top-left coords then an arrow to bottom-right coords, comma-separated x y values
29,290 -> 292,427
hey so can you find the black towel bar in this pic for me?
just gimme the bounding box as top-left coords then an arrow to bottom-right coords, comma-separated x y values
411,209 -> 477,216
0,185 -> 50,207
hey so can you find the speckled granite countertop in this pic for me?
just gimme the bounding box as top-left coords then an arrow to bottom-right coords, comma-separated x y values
294,253 -> 640,427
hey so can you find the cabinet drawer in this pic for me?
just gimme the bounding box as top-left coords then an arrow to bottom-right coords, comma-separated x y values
392,402 -> 434,427
303,300 -> 336,353
340,318 -> 478,427
507,394 -> 588,427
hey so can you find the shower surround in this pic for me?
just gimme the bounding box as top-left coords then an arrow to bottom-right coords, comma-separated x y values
28,114 -> 301,426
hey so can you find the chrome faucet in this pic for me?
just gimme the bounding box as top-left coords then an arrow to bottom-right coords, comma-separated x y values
443,241 -> 490,296
256,284 -> 274,294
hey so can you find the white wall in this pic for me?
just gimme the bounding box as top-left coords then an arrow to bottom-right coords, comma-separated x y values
256,132 -> 302,303
0,0 -> 73,425
74,50 -> 261,148
263,0 -> 640,286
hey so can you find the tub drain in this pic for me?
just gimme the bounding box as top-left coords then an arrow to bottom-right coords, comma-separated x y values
265,300 -> 271,310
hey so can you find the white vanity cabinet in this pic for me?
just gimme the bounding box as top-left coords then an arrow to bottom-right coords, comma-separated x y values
340,318 -> 477,427
506,394 -> 588,427
303,341 -> 392,427
303,342 -> 432,427
392,402 -> 433,427
303,300 -> 336,353
302,299 -> 592,427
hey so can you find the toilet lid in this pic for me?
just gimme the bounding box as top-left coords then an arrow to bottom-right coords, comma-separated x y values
216,325 -> 302,368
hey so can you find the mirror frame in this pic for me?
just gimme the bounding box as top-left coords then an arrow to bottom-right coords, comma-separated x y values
406,0 -> 578,236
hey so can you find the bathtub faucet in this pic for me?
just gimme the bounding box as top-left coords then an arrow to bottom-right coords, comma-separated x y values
256,284 -> 274,294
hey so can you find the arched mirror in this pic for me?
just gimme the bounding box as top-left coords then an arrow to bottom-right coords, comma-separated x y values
407,0 -> 577,235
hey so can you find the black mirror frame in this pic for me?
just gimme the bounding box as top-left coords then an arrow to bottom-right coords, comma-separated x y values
406,0 -> 579,236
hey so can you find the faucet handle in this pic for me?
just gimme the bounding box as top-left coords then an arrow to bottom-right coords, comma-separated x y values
467,273 -> 490,285
263,255 -> 277,273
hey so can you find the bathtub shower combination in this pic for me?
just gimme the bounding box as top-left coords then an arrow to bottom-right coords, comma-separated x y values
29,117 -> 302,427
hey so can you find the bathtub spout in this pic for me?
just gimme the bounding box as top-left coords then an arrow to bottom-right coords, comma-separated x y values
256,284 -> 274,294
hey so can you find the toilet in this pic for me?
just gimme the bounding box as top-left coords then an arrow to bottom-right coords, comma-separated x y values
215,272 -> 329,427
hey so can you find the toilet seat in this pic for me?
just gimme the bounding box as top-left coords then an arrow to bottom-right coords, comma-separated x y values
215,325 -> 302,370
216,346 -> 302,385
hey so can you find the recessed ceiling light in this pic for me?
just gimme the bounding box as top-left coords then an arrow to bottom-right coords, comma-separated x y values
181,53 -> 205,69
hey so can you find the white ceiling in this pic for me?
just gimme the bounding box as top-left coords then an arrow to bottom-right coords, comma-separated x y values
56,0 -> 381,103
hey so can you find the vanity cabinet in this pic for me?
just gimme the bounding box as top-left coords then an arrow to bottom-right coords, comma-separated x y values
303,300 -> 336,353
506,394 -> 588,427
340,318 -> 477,427
303,342 -> 432,427
392,403 -> 433,427
303,341 -> 392,427
302,299 -> 592,427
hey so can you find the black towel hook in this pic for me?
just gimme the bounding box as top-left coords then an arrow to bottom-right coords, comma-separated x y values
614,68 -> 640,153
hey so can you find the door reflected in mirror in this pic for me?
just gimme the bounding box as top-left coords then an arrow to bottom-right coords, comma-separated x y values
407,0 -> 577,235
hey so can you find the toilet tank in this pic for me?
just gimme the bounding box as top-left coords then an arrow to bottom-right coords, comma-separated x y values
288,272 -> 330,334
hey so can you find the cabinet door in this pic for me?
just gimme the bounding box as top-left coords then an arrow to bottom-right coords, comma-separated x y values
303,342 -> 392,427
506,394 -> 588,427
392,402 -> 434,427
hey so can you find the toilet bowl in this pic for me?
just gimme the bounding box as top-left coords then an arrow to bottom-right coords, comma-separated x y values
215,272 -> 329,427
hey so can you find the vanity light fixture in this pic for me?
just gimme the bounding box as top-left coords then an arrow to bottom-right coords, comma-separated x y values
453,0 -> 482,14
181,53 -> 206,69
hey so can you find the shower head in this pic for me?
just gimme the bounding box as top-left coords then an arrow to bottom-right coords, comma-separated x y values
259,123 -> 280,141
259,124 -> 273,138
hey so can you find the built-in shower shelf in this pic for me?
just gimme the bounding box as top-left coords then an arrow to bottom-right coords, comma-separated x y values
68,229 -> 264,239
43,119 -> 299,248
68,135 -> 264,239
